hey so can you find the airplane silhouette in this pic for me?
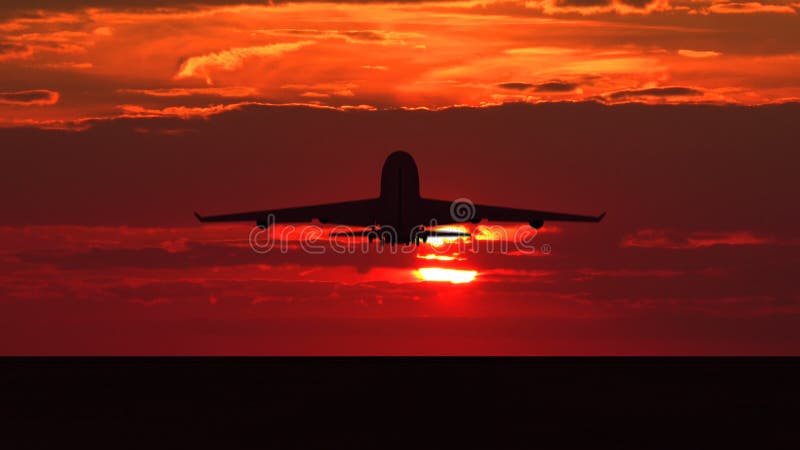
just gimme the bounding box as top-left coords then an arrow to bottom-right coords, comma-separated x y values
195,151 -> 605,245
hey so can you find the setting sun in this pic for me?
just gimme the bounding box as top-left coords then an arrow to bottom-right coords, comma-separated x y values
415,267 -> 478,284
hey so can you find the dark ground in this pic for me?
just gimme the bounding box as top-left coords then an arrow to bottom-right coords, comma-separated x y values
1,358 -> 798,449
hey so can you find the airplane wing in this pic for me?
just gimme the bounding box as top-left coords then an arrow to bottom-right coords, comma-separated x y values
421,198 -> 605,227
194,198 -> 378,228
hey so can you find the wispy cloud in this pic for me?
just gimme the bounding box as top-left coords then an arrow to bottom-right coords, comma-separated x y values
707,2 -> 797,14
604,86 -> 704,102
119,87 -> 260,97
621,229 -> 778,249
0,89 -> 59,106
498,81 -> 579,92
175,41 -> 314,84
0,1 -> 798,122
0,42 -> 32,61
678,49 -> 721,58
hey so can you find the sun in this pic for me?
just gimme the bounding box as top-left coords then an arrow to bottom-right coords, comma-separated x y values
415,267 -> 478,284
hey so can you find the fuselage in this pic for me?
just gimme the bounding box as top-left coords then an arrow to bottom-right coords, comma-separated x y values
376,151 -> 424,243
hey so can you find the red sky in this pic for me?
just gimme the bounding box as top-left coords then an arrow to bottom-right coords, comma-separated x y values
1,1 -> 799,354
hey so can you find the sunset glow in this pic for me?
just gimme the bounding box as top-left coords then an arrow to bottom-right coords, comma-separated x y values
416,267 -> 478,284
426,226 -> 471,246
416,253 -> 462,261
1,1 -> 799,125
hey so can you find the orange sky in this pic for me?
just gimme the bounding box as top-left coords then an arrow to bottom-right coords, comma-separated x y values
1,0 -> 799,124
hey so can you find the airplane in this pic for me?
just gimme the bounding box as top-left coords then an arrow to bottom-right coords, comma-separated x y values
195,150 -> 605,245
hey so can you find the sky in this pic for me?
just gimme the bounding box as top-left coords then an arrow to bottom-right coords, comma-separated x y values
1,0 -> 799,354
2,0 -> 800,123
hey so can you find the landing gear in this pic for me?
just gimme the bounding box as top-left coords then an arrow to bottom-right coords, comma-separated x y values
412,225 -> 426,246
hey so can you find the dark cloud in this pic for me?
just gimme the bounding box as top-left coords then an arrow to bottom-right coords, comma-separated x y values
618,0 -> 656,7
554,0 -> 608,6
0,0 -> 440,12
0,0 -> 440,20
620,229 -> 779,249
338,30 -> 385,41
1,101 -> 797,233
10,235 -> 798,303
534,81 -> 579,93
498,81 -> 578,92
0,89 -> 59,105
554,0 -> 656,7
271,29 -> 397,42
0,43 -> 27,53
0,0 -> 254,11
0,43 -> 31,61
607,87 -> 704,101
497,82 -> 534,91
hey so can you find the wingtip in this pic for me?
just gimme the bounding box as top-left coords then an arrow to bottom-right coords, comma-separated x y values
597,211 -> 607,222
194,211 -> 204,222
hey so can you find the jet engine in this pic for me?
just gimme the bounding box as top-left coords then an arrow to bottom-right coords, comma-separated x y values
256,215 -> 270,229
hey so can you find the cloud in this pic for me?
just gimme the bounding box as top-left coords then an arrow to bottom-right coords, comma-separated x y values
112,101 -> 376,121
504,47 -> 577,56
339,30 -> 386,41
617,0 -> 657,6
497,82 -> 534,91
533,0 -> 674,15
258,28 -> 424,46
118,87 -> 260,97
678,49 -> 722,58
606,86 -> 703,101
621,229 -> 777,249
708,2 -> 797,14
93,26 -> 113,36
534,81 -> 579,92
175,41 -> 314,84
498,81 -> 579,92
0,42 -> 32,61
5,31 -> 93,56
44,61 -> 93,69
0,0 -> 439,12
555,0 -> 657,6
300,92 -> 331,98
1,0 -> 799,121
575,268 -> 684,278
281,82 -> 357,97
337,30 -> 424,45
0,89 -> 59,106
117,102 -> 257,118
